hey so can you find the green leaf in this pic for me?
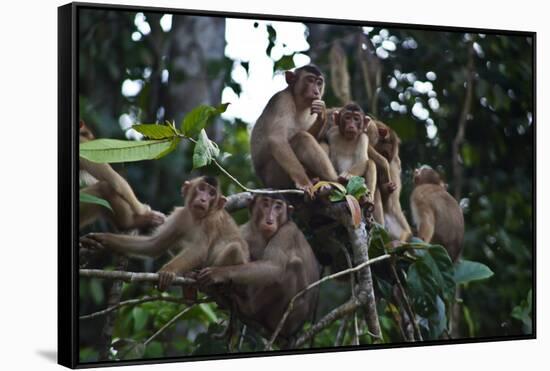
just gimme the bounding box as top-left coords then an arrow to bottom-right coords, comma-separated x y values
79,191 -> 112,211
406,245 -> 455,316
329,189 -> 346,202
192,129 -> 220,169
346,176 -> 368,199
80,139 -> 173,163
454,260 -> 494,284
132,307 -> 149,332
154,137 -> 181,160
368,223 -> 392,257
199,303 -> 218,323
132,123 -> 177,139
274,54 -> 296,72
181,103 -> 229,137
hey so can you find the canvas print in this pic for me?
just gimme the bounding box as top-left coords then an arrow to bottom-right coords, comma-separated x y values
70,3 -> 534,367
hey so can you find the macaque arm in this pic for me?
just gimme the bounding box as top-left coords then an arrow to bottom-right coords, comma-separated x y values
97,209 -> 184,257
320,141 -> 330,156
268,124 -> 310,186
368,145 -> 392,183
79,157 -> 147,214
159,243 -> 208,274
417,209 -> 435,243
224,260 -> 285,286
307,115 -> 326,140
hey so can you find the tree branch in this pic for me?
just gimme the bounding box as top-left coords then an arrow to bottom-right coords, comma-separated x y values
452,40 -> 475,200
80,269 -> 196,285
265,253 -> 390,349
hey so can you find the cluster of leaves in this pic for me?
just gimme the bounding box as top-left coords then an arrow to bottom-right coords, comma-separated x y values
369,224 -> 493,339
79,104 -> 229,208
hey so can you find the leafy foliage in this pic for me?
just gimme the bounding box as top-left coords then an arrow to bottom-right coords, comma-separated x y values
79,191 -> 112,211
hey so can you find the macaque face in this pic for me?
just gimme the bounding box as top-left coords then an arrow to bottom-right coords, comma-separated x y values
339,110 -> 364,140
252,196 -> 290,240
182,179 -> 221,219
300,72 -> 325,101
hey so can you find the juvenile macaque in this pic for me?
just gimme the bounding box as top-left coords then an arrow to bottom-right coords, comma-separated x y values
368,120 -> 411,241
410,167 -> 464,262
79,121 -> 165,230
198,194 -> 320,339
251,65 -> 338,195
320,102 -> 378,203
80,176 -> 250,290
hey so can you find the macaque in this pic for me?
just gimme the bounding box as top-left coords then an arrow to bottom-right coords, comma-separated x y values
79,121 -> 165,230
197,194 -> 320,339
250,65 -> 338,195
320,102 -> 378,203
410,167 -> 464,262
80,176 -> 250,290
367,120 -> 411,241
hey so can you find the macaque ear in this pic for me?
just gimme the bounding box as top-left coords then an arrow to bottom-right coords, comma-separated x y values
364,116 -> 372,127
378,127 -> 388,137
285,71 -> 296,85
287,204 -> 295,215
332,111 -> 340,125
217,195 -> 227,210
182,181 -> 191,196
79,120 -> 85,129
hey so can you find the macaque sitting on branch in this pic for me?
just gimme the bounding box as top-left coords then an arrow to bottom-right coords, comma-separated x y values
79,121 -> 165,231
410,166 -> 464,262
320,102 -> 380,204
250,65 -> 338,196
198,194 -> 320,339
80,176 -> 250,290
367,120 -> 412,241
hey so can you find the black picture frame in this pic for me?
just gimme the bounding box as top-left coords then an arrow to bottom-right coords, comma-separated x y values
58,2 -> 536,368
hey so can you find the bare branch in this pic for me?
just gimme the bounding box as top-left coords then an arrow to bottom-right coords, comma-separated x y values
80,269 -> 195,285
265,253 -> 390,349
452,40 -> 476,200
144,306 -> 196,346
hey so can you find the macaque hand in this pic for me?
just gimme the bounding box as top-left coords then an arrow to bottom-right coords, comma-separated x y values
382,181 -> 397,194
310,99 -> 326,122
157,268 -> 178,291
134,205 -> 166,228
294,179 -> 315,198
197,267 -> 229,286
79,233 -> 107,250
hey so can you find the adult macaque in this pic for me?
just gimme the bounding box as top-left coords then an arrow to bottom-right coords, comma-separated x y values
198,194 -> 320,339
320,102 -> 377,203
250,65 -> 338,195
368,120 -> 411,241
79,121 -> 165,230
80,176 -> 250,290
410,167 -> 464,262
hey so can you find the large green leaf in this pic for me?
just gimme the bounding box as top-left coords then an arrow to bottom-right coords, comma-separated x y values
132,123 -> 177,139
454,260 -> 494,284
406,245 -> 455,316
192,129 -> 220,169
181,103 -> 229,137
80,139 -> 173,163
79,191 -> 112,211
132,307 -> 149,332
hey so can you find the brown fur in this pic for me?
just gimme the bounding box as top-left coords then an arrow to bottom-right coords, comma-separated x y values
80,176 -> 250,290
198,195 -> 320,339
250,65 -> 338,194
410,167 -> 464,262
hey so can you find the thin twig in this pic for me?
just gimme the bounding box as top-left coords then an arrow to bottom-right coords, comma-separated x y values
79,295 -> 202,320
265,254 -> 390,349
144,306 -> 195,346
390,262 -> 423,341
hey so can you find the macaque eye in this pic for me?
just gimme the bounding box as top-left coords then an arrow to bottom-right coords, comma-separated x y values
209,190 -> 216,197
